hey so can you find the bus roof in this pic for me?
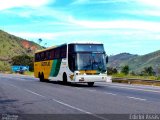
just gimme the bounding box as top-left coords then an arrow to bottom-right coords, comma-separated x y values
35,43 -> 66,54
35,46 -> 56,54
70,42 -> 103,44
35,42 -> 103,54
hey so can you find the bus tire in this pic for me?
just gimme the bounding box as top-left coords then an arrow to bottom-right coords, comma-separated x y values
63,73 -> 67,84
40,73 -> 44,82
38,72 -> 42,81
38,72 -> 41,78
88,82 -> 94,87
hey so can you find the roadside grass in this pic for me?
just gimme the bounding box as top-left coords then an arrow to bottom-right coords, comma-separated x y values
0,70 -> 34,77
112,80 -> 160,86
112,73 -> 160,80
24,71 -> 34,76
111,73 -> 160,86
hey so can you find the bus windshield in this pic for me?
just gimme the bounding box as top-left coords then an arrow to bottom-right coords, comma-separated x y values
77,53 -> 106,72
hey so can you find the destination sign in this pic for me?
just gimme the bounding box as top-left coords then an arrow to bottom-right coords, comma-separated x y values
41,61 -> 50,66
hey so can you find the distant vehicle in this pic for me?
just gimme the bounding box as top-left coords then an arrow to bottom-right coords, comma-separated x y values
34,42 -> 111,86
11,66 -> 29,74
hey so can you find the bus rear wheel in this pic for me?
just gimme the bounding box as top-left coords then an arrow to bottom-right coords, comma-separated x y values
88,82 -> 94,87
40,73 -> 44,82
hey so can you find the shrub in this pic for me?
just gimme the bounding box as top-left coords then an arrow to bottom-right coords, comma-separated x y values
121,65 -> 129,75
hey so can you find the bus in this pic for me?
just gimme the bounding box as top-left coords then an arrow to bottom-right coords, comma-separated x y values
34,42 -> 111,86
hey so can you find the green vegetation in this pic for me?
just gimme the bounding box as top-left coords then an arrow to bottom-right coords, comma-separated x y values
140,66 -> 155,76
0,61 -> 11,72
112,73 -> 159,80
0,29 -> 42,72
108,66 -> 160,80
108,52 -> 160,75
121,65 -> 129,75
24,71 -> 34,76
107,67 -> 118,75
11,55 -> 34,71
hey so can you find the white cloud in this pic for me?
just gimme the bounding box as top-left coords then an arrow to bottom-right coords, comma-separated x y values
71,0 -> 88,5
74,0 -> 136,4
2,6 -> 72,22
72,0 -> 132,4
69,17 -> 160,32
11,28 -> 160,42
0,0 -> 52,10
11,32 -> 59,40
125,9 -> 160,17
138,0 -> 160,7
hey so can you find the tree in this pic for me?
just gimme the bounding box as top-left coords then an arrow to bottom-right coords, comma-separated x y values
38,38 -> 43,45
130,71 -> 136,76
157,67 -> 160,75
11,54 -> 34,71
141,66 -> 155,76
107,67 -> 118,75
121,65 -> 129,75
44,43 -> 47,47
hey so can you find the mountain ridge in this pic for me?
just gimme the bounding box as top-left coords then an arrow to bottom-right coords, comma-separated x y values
108,51 -> 160,73
0,29 -> 42,71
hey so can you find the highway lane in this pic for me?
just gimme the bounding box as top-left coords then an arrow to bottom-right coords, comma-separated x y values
95,83 -> 160,102
0,73 -> 160,120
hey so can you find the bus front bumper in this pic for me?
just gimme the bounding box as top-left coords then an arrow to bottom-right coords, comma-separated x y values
73,74 -> 112,83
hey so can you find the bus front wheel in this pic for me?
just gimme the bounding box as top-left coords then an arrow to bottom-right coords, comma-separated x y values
88,82 -> 94,87
63,73 -> 67,84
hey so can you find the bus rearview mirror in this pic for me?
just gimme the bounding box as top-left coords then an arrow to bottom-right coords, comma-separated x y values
106,55 -> 108,63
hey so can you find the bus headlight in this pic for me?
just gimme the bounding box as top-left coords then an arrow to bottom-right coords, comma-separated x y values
74,71 -> 80,76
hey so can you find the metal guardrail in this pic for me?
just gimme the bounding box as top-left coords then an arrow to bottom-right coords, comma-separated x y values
112,77 -> 160,85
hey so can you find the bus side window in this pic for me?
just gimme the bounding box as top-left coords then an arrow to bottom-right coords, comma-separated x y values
39,53 -> 42,61
51,50 -> 55,59
44,52 -> 46,60
47,51 -> 51,60
45,51 -> 49,60
68,54 -> 76,72
55,49 -> 60,59
37,54 -> 40,61
61,45 -> 67,58
35,54 -> 38,62
41,52 -> 44,61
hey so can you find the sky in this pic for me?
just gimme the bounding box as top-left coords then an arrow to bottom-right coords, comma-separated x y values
0,0 -> 160,55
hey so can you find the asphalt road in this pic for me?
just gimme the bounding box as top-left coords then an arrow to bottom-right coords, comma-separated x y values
0,73 -> 160,120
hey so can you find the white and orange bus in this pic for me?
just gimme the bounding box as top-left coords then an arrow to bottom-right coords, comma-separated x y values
34,42 -> 111,86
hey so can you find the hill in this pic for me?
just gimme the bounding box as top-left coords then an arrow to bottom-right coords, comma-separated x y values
0,30 -> 42,71
108,51 -> 160,74
108,53 -> 138,68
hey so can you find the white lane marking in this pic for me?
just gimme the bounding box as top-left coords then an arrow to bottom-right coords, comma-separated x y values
5,77 -> 13,79
25,89 -> 45,98
98,82 -> 160,90
17,78 -> 26,80
52,98 -> 91,114
100,83 -> 160,94
104,92 -> 117,96
110,85 -> 160,93
75,87 -> 83,90
24,89 -> 107,120
2,76 -> 26,81
8,84 -> 19,89
127,96 -> 146,101
52,98 -> 108,120
88,89 -> 97,92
